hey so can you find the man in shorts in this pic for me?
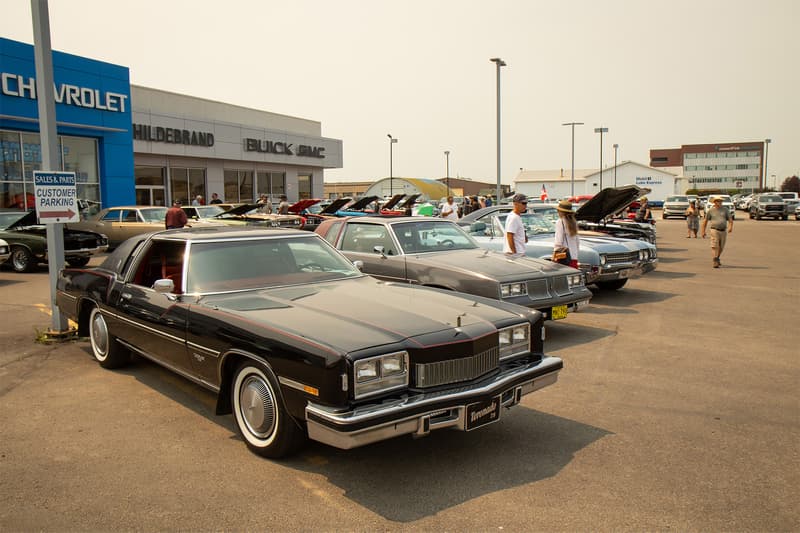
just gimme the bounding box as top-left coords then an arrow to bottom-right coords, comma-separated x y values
701,196 -> 734,268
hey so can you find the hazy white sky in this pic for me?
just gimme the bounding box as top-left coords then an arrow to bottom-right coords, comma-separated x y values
2,0 -> 798,185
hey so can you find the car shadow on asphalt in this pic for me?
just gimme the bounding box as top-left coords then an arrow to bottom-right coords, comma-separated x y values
642,270 -> 695,279
77,344 -> 610,522
288,408 -> 612,522
585,287 -> 675,307
545,320 -> 616,348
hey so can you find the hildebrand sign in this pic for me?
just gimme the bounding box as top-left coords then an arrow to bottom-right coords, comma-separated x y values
244,138 -> 325,159
133,124 -> 214,146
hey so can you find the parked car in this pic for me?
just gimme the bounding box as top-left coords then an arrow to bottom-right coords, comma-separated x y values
0,209 -> 109,272
462,211 -> 658,290
55,225 -> 563,457
571,185 -> 657,244
795,203 -> 800,221
0,238 -> 9,264
776,192 -> 799,202
316,216 -> 591,320
68,206 -> 170,249
749,193 -> 789,220
662,195 -> 691,219
211,203 -> 303,228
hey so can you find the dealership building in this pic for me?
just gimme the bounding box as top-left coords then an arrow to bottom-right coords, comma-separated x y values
0,37 -> 342,211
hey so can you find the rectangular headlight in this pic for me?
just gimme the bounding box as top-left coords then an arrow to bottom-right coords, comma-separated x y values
567,273 -> 584,287
500,282 -> 527,298
353,351 -> 409,399
498,323 -> 530,360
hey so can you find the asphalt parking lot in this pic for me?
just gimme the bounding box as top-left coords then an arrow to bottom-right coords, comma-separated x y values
0,213 -> 798,531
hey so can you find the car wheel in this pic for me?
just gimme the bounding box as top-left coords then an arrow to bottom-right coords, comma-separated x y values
89,307 -> 130,369
749,211 -> 754,219
756,213 -> 762,220
231,362 -> 305,458
10,246 -> 35,273
66,257 -> 91,268
596,279 -> 628,290
782,215 -> 788,221
661,213 -> 666,219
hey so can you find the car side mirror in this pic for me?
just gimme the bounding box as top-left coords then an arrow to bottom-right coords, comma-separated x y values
352,260 -> 364,271
153,279 -> 175,293
373,245 -> 386,257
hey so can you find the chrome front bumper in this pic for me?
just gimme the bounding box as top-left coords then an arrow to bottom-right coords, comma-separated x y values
305,355 -> 563,450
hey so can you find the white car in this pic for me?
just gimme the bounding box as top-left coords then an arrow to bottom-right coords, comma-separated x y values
662,195 -> 690,219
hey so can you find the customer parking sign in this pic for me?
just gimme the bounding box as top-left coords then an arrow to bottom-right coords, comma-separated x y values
33,171 -> 79,223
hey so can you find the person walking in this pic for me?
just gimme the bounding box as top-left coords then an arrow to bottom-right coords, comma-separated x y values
554,199 -> 580,268
701,196 -> 733,268
165,200 -> 188,229
277,195 -> 290,214
685,199 -> 700,238
503,193 -> 528,258
439,195 -> 459,221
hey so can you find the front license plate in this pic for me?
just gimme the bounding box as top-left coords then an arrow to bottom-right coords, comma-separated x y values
465,395 -> 501,431
551,304 -> 568,320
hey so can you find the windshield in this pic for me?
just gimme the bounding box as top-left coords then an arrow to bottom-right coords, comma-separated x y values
391,219 -> 478,253
139,208 -> 168,222
194,205 -> 225,218
667,196 -> 688,202
186,235 -> 361,293
495,213 -> 556,236
759,195 -> 782,202
0,211 -> 27,229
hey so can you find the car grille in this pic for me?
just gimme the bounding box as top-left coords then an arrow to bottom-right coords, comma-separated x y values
604,251 -> 638,265
415,346 -> 499,388
764,205 -> 783,212
526,279 -> 549,299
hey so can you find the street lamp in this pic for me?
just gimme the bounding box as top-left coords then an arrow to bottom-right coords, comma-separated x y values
763,138 -> 771,191
444,150 -> 450,195
594,127 -> 608,190
613,143 -> 619,187
562,122 -> 584,197
387,134 -> 398,196
490,57 -> 506,202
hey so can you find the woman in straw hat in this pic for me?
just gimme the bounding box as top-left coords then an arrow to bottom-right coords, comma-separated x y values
554,199 -> 580,268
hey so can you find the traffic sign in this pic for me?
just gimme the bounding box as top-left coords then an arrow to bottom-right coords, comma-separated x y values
33,171 -> 79,223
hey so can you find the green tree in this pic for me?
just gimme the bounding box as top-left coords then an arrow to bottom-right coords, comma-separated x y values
780,175 -> 799,193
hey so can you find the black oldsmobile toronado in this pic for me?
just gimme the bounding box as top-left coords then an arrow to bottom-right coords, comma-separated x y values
56,226 -> 562,458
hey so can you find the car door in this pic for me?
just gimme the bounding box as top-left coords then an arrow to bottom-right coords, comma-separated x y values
338,221 -> 408,283
114,239 -> 190,371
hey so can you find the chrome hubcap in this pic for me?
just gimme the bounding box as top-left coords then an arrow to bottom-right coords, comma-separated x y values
91,313 -> 109,356
240,376 -> 276,438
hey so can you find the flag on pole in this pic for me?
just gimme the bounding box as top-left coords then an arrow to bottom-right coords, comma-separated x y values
540,184 -> 548,201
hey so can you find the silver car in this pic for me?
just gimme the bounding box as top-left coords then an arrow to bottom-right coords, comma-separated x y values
662,195 -> 690,219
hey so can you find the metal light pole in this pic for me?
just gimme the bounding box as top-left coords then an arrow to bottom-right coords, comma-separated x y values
444,150 -> 450,195
594,127 -> 608,191
562,122 -> 584,197
490,57 -> 506,202
613,143 -> 619,187
387,134 -> 397,196
762,138 -> 771,191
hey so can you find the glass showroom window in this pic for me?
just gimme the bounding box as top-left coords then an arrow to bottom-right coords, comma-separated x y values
256,171 -> 285,198
1,130 -> 25,209
224,169 -> 254,203
135,166 -> 165,207
298,174 -> 311,199
62,136 -> 99,207
171,167 -> 206,205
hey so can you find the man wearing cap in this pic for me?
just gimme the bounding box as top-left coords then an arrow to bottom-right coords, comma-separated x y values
503,193 -> 528,258
701,196 -> 733,268
165,200 -> 188,229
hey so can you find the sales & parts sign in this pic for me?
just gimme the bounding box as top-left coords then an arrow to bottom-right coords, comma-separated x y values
34,171 -> 79,223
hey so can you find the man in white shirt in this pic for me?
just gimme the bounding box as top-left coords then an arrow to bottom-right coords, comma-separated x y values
439,196 -> 459,221
503,193 -> 528,258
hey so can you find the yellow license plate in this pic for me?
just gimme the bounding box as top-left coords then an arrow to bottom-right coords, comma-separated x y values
551,305 -> 568,320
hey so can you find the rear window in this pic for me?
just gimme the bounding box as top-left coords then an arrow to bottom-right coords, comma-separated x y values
666,196 -> 688,202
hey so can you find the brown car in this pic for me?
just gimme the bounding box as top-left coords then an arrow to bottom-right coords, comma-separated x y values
68,206 -> 170,249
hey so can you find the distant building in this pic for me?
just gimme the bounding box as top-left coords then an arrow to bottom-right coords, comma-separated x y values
514,162 -> 678,203
362,177 -> 449,203
650,141 -> 766,193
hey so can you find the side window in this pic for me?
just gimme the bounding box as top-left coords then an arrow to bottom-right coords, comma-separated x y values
130,240 -> 186,293
101,210 -> 120,222
340,224 -> 396,255
121,209 -> 138,222
321,219 -> 344,245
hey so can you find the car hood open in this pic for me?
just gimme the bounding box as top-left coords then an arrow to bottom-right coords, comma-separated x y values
288,199 -> 322,213
575,185 -> 651,223
319,198 -> 352,215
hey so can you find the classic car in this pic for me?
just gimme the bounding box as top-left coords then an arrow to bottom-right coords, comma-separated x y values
315,216 -> 591,320
211,203 -> 303,228
68,206 -> 170,249
0,209 -> 109,272
287,199 -> 326,231
460,186 -> 658,245
463,211 -> 658,290
749,194 -> 788,220
334,195 -> 381,217
55,226 -> 563,457
0,238 -> 9,264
